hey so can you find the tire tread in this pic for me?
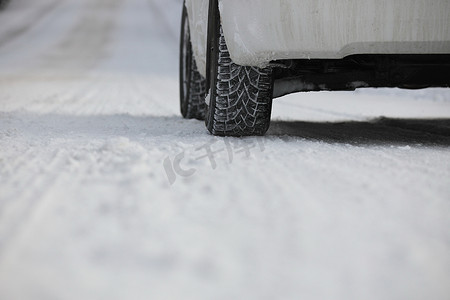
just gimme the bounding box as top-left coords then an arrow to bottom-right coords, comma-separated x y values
207,28 -> 273,136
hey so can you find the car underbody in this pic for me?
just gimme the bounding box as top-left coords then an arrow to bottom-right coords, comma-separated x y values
271,54 -> 450,98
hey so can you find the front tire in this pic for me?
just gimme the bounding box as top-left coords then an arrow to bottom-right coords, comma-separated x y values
179,2 -> 207,120
205,2 -> 274,136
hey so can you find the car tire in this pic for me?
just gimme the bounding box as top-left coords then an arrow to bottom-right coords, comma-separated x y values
205,1 -> 274,136
179,1 -> 207,120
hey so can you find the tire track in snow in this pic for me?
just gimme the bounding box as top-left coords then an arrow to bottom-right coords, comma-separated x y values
0,148 -> 69,259
268,118 -> 450,147
376,117 -> 450,138
0,144 -> 38,211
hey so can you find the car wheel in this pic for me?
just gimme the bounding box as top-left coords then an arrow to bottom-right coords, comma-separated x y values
179,1 -> 207,120
205,1 -> 274,136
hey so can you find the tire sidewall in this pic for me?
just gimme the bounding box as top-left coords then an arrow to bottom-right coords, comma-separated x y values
179,2 -> 192,118
205,0 -> 220,132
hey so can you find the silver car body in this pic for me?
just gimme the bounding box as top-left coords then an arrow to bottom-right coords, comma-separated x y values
186,0 -> 450,78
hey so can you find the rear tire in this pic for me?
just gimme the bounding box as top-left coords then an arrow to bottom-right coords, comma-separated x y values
179,2 -> 207,120
205,3 -> 274,136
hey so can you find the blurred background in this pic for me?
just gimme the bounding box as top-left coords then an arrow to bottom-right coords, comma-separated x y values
0,0 -> 182,76
0,1 -> 449,300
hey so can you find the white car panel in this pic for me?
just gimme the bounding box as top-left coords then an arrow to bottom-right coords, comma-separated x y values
185,0 -> 209,77
188,0 -> 450,76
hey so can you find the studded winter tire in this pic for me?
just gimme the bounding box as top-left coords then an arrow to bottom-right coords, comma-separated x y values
205,0 -> 274,136
179,1 -> 207,120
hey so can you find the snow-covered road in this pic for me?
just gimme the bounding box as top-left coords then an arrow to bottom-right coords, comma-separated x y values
0,0 -> 449,299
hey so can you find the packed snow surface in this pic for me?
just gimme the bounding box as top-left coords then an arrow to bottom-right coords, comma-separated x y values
1,1 -> 450,300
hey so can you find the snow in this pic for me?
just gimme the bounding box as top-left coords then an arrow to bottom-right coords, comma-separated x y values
1,1 -> 450,300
